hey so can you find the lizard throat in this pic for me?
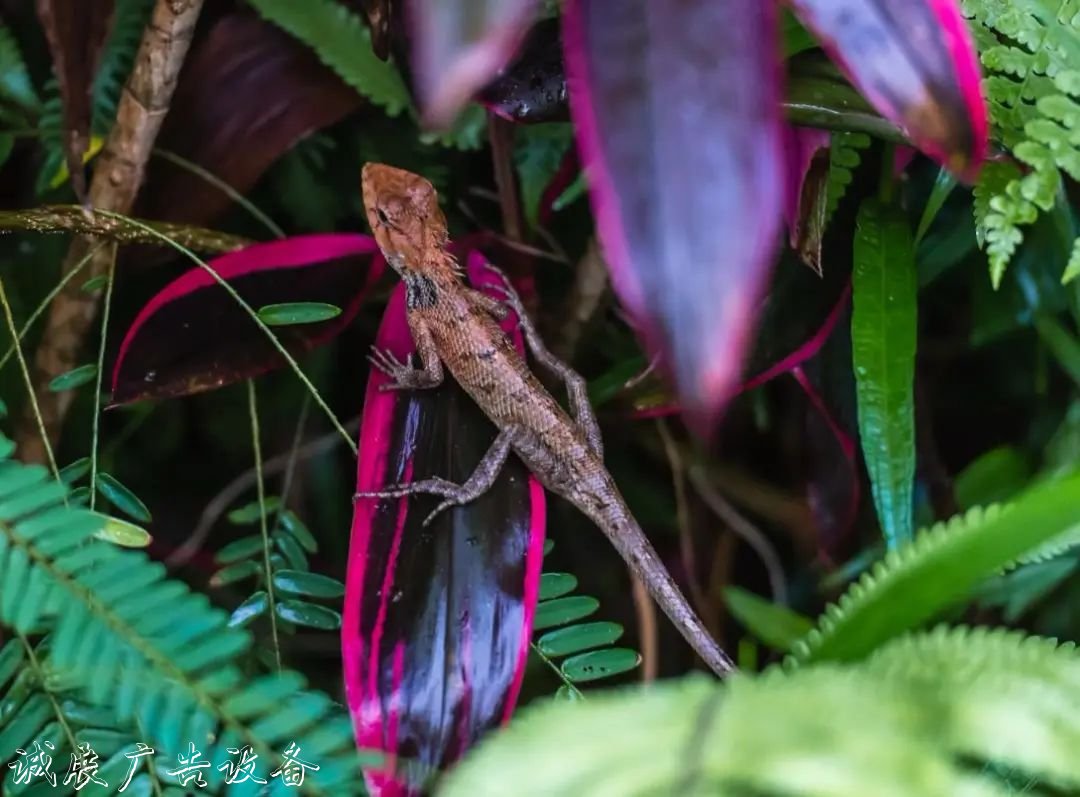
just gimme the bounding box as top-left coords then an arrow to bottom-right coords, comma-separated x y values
404,273 -> 439,309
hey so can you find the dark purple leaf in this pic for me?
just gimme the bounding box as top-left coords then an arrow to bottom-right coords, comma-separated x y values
410,0 -> 540,127
563,0 -> 785,432
137,12 -> 363,228
477,17 -> 569,124
787,0 -> 988,181
343,251 -> 545,796
109,234 -> 383,405
35,0 -> 115,203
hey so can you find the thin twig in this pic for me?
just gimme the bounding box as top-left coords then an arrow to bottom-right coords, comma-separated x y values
248,380 -> 281,671
655,419 -> 715,634
630,576 -> 658,682
688,467 -> 789,605
166,417 -> 360,569
0,278 -> 62,484
554,236 -> 609,361
487,114 -> 523,242
16,0 -> 207,463
89,253 -> 116,510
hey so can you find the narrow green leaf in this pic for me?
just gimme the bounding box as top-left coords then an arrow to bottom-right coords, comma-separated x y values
552,171 -> 587,211
48,364 -> 98,392
211,559 -> 262,587
543,539 -> 555,556
278,510 -> 317,552
227,497 -> 282,524
852,198 -> 918,548
93,514 -> 152,548
0,397 -> 7,419
58,457 -> 91,485
68,486 -> 90,505
272,570 -> 344,599
1034,313 -> 1080,389
257,302 -> 342,326
560,648 -> 641,683
215,535 -> 265,565
275,600 -> 342,630
537,622 -> 624,657
915,168 -> 958,245
0,639 -> 24,688
533,596 -> 600,631
723,587 -> 813,652
539,572 -> 578,601
228,591 -> 269,627
95,472 -> 152,523
514,124 -> 574,227
80,275 -> 109,294
955,447 -> 1033,511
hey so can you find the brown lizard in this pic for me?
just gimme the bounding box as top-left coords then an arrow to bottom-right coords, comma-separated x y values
355,162 -> 735,677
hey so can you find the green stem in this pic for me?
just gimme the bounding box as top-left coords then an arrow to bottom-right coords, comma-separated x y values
17,632 -> 80,754
0,277 -> 62,485
879,142 -> 898,204
89,252 -> 117,510
249,380 -> 281,671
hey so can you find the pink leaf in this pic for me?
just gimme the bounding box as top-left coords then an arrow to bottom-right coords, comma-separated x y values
410,0 -> 540,127
563,0 -> 785,431
343,251 -> 545,795
110,234 -> 382,405
787,0 -> 988,181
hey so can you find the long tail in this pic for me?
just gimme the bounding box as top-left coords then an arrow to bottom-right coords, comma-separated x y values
590,488 -> 736,677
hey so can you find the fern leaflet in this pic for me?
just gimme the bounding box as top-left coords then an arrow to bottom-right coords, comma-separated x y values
245,0 -> 412,116
962,0 -> 1080,286
825,131 -> 871,221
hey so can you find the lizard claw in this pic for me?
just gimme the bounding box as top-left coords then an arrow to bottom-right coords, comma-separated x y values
368,347 -> 420,391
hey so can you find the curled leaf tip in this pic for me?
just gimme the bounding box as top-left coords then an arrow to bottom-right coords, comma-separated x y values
412,0 -> 541,128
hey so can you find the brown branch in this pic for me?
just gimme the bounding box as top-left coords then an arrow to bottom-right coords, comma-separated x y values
630,575 -> 658,682
0,206 -> 249,252
554,236 -> 609,362
16,0 -> 206,464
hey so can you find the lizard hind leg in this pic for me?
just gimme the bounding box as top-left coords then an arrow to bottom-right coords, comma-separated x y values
481,262 -> 604,458
354,430 -> 513,527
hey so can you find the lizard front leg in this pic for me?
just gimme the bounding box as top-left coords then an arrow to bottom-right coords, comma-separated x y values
481,263 -> 604,458
354,430 -> 513,526
368,318 -> 443,392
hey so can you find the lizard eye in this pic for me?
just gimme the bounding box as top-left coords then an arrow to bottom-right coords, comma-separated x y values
376,207 -> 390,226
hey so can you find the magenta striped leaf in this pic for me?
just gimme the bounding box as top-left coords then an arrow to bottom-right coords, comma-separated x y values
410,0 -> 540,127
110,234 -> 383,405
788,0 -> 988,181
562,0 -> 785,431
343,251 -> 545,796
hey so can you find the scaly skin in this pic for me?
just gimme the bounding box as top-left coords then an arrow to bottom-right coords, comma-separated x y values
355,162 -> 734,677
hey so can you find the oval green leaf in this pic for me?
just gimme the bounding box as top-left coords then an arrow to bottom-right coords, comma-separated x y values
59,457 -> 91,485
228,591 -> 269,627
272,570 -> 344,599
560,648 -> 641,683
48,364 -> 98,392
723,587 -> 813,652
95,473 -> 152,523
533,596 -> 600,631
537,621 -> 624,658
274,532 -> 308,571
68,486 -> 90,505
539,572 -> 578,601
257,302 -> 342,326
278,510 -> 317,553
227,497 -> 282,524
852,198 -> 917,548
211,559 -> 262,587
275,600 -> 341,630
215,535 -> 265,565
92,514 -> 152,548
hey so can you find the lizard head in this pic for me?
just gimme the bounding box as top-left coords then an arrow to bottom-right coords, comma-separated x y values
361,163 -> 456,280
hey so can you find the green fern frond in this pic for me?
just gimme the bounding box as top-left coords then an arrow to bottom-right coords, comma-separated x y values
825,131 -> 871,221
0,444 -> 368,795
91,0 -> 155,134
0,21 -> 39,113
245,0 -> 412,116
790,471 -> 1080,666
961,0 -> 1080,286
1063,237 -> 1080,284
532,540 -> 640,691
